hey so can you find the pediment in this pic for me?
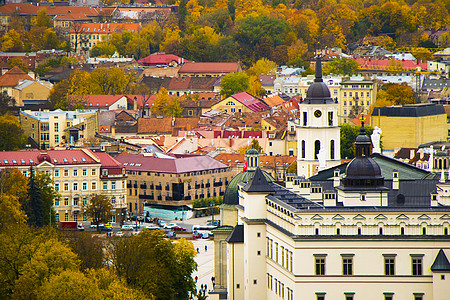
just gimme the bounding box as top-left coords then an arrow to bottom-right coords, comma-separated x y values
440,214 -> 450,220
311,214 -> 323,220
374,214 -> 387,220
418,214 -> 431,220
353,214 -> 366,220
37,161 -> 54,168
396,214 -> 409,220
332,214 -> 345,220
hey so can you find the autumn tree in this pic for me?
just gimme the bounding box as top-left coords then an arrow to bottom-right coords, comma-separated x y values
0,113 -> 26,151
83,194 -> 114,232
34,171 -> 58,226
0,169 -> 28,229
238,139 -> 263,154
247,58 -> 277,76
372,83 -> 416,108
0,91 -> 16,114
67,232 -> 104,270
220,72 -> 250,98
108,230 -> 196,300
151,88 -> 183,118
7,57 -> 28,72
90,67 -> 136,95
1,29 -> 23,52
340,124 -> 374,159
323,57 -> 359,76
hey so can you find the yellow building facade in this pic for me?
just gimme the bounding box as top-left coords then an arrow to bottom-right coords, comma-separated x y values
371,104 -> 447,150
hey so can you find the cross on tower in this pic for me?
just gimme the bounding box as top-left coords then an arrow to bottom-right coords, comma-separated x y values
359,113 -> 365,127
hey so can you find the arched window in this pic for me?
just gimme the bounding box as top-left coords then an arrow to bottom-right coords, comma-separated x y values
314,140 -> 321,160
226,101 -> 235,106
330,140 -> 335,160
301,140 -> 305,158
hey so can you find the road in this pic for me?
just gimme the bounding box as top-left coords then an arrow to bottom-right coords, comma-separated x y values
192,239 -> 215,299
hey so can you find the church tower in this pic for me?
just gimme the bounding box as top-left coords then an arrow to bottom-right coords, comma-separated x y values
296,56 -> 341,178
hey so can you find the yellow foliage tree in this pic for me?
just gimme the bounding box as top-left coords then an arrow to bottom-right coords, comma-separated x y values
1,29 -> 23,52
160,27 -> 182,52
287,38 -> 308,62
247,58 -> 277,76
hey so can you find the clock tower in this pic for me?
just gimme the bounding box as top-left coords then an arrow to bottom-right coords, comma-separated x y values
296,57 -> 341,178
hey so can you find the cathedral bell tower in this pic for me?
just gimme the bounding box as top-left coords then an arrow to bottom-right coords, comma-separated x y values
296,56 -> 341,178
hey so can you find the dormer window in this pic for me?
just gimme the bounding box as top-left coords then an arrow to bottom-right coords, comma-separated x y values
102,169 -> 108,176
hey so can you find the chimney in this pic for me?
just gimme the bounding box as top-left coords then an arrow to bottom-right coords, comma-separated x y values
111,126 -> 115,138
333,169 -> 340,187
133,96 -> 137,111
392,169 -> 399,190
410,149 -> 415,160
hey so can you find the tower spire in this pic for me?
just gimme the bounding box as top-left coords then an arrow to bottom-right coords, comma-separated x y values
314,55 -> 323,83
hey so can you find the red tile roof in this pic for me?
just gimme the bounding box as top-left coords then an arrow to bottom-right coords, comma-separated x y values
214,153 -> 296,168
230,92 -> 270,112
178,62 -> 240,74
70,95 -> 125,109
355,58 -> 427,71
137,118 -> 200,134
137,53 -> 189,66
116,153 -> 228,173
124,95 -> 156,108
0,66 -> 33,86
70,23 -> 140,34
0,149 -> 121,167
263,94 -> 285,107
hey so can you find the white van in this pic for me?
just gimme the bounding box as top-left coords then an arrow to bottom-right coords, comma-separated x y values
192,225 -> 216,239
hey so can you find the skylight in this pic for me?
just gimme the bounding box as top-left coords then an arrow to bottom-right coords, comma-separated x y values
81,158 -> 86,162
29,159 -> 33,163
3,160 -> 8,164
12,160 -> 16,164
73,158 -> 77,162
53,159 -> 57,163
63,158 -> 68,162
123,163 -> 128,166
135,163 -> 142,167
21,159 -> 25,164
130,163 -> 135,166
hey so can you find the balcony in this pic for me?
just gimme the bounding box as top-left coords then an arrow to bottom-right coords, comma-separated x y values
72,205 -> 81,212
165,185 -> 170,191
133,184 -> 138,188
127,183 -> 132,188
139,195 -> 154,200
140,184 -> 147,189
195,184 -> 200,189
155,185 -> 162,190
213,181 -> 223,187
205,183 -> 210,188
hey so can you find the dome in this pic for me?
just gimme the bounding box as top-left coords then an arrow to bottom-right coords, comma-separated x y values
223,169 -> 273,205
345,157 -> 382,179
303,56 -> 335,105
37,152 -> 50,163
246,148 -> 259,155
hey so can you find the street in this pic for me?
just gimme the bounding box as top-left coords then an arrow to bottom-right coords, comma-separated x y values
192,239 -> 215,299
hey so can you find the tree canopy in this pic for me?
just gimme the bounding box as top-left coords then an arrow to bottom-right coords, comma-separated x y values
220,72 -> 250,98
0,113 -> 26,151
83,194 -> 114,232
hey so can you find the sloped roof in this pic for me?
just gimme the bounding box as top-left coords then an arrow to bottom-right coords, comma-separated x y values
259,74 -> 276,86
178,62 -> 240,74
229,92 -> 270,112
116,153 -> 228,173
355,58 -> 427,71
137,53 -> 189,66
431,249 -> 450,272
0,66 -> 33,86
263,94 -> 285,107
72,95 -> 125,109
226,225 -> 244,243
70,23 -> 140,34
137,118 -> 199,134
243,167 -> 275,193
215,153 -> 296,168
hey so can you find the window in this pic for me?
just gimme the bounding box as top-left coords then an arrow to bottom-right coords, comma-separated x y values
64,169 -> 69,177
330,140 -> 335,160
112,181 -> 116,190
92,182 -> 97,190
384,255 -> 396,276
226,101 -> 235,106
65,213 -> 68,221
328,112 -> 333,126
73,169 -> 78,176
315,255 -> 326,275
384,293 -> 394,300
275,242 -> 278,262
92,169 -> 97,176
345,293 -> 354,300
73,182 -> 78,191
413,293 -> 423,300
82,182 -> 87,190
103,182 -> 108,190
64,183 -> 69,191
64,198 -> 69,206
54,170 -> 59,177
73,197 -> 79,206
303,112 -> 307,126
54,123 -> 59,132
342,255 -> 353,275
411,255 -> 423,276
316,293 -> 326,300
301,140 -> 306,158
55,183 -> 59,191
55,135 -> 59,143
83,169 -> 87,176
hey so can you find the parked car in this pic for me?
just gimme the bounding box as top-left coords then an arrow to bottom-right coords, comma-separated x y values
158,220 -> 166,228
77,223 -> 84,231
99,227 -> 112,232
167,231 -> 176,238
104,223 -> 113,229
90,223 -> 104,229
193,232 -> 202,239
164,223 -> 177,229
121,224 -> 134,231
144,225 -> 159,230
115,231 -> 124,237
207,220 -> 220,226
171,225 -> 187,231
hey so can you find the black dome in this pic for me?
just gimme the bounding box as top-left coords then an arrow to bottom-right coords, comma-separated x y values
345,157 -> 382,179
304,56 -> 335,104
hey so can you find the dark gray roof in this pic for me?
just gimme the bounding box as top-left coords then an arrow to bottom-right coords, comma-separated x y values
303,57 -> 335,105
226,225 -> 244,243
267,184 -> 322,210
372,104 -> 445,118
422,78 -> 450,90
223,169 -> 273,205
431,249 -> 450,272
243,167 -> 276,193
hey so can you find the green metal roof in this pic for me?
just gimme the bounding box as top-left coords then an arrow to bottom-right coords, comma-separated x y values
223,169 -> 273,205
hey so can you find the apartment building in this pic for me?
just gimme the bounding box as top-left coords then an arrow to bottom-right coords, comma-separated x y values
0,149 -> 127,223
69,23 -> 140,55
115,153 -> 234,216
20,109 -> 98,149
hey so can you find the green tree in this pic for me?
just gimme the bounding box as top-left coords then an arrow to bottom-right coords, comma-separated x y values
25,166 -> 45,227
90,67 -> 135,95
0,91 -> 16,114
178,0 -> 187,31
7,57 -> 28,72
108,230 -> 196,300
340,124 -> 374,159
83,194 -> 114,232
34,8 -> 53,28
323,57 -> 360,76
34,171 -> 58,226
0,113 -> 26,151
220,72 -> 250,98
90,41 -> 117,57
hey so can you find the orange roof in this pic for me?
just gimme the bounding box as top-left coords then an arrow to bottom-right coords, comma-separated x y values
263,94 -> 285,107
355,58 -> 427,71
214,153 -> 296,167
348,114 -> 371,126
178,62 -> 240,74
0,66 -> 33,87
70,23 -> 140,34
0,4 -> 106,17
